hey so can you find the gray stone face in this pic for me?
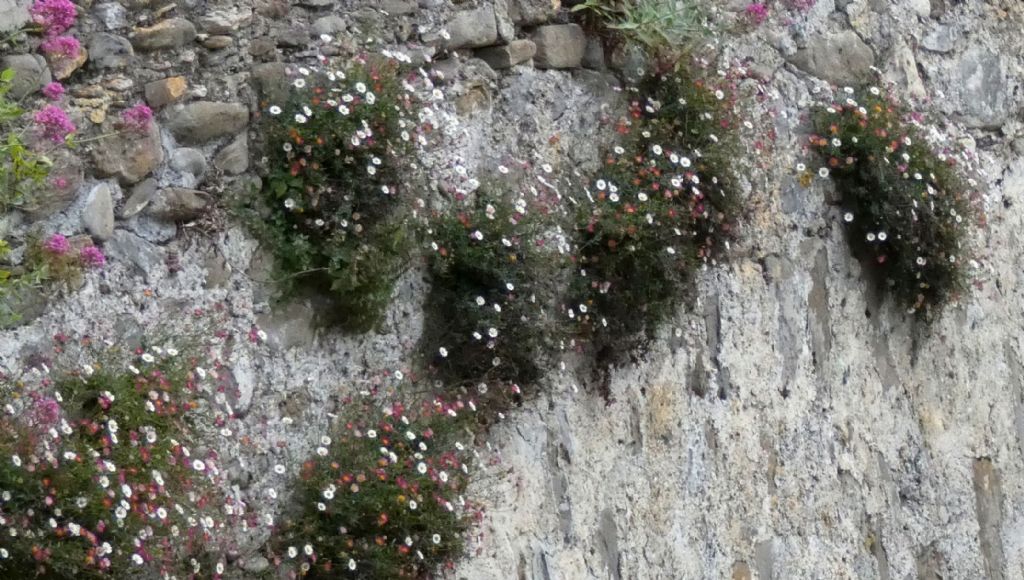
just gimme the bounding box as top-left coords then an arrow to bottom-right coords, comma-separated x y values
532,24 -> 586,69
170,148 -> 208,178
0,0 -> 30,34
198,8 -> 253,35
251,63 -> 290,104
213,134 -> 250,175
91,121 -> 164,184
165,102 -> 249,144
88,33 -> 134,69
922,24 -> 956,53
94,2 -> 128,30
147,188 -> 210,221
787,30 -> 875,85
509,0 -> 559,25
445,6 -> 498,49
105,229 -> 163,281
0,54 -> 51,99
82,183 -> 116,241
956,48 -> 1007,129
475,40 -> 537,70
312,15 -> 346,36
120,178 -> 157,219
131,18 -> 197,51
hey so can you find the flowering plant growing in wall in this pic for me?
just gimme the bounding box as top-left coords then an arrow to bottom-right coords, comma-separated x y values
569,60 -> 744,359
420,190 -> 565,414
271,393 -> 479,578
246,54 -> 430,333
0,319 -> 236,578
808,85 -> 980,317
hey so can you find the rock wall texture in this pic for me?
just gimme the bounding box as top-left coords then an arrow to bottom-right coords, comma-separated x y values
2,0 -> 1024,579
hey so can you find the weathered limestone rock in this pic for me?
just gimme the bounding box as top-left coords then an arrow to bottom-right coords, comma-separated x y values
94,2 -> 127,30
165,101 -> 249,143
532,24 -> 586,69
202,35 -> 233,50
250,63 -> 289,103
120,178 -> 157,219
922,25 -> 956,53
787,30 -> 875,85
91,120 -> 164,184
379,0 -> 416,16
0,54 -> 51,99
509,0 -> 559,25
144,76 -> 188,108
147,188 -> 210,221
105,229 -> 163,281
214,134 -> 249,175
131,18 -> 197,51
0,0 -> 29,34
88,33 -> 134,69
445,7 -> 498,49
475,40 -> 536,69
47,47 -> 88,80
82,182 -> 116,241
198,8 -> 253,35
312,15 -> 346,37
956,48 -> 1008,129
582,38 -> 606,70
170,148 -> 207,178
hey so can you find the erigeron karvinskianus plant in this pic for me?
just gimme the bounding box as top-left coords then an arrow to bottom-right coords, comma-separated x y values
247,55 -> 428,333
570,60 -> 743,361
0,320 -> 235,578
271,394 -> 478,578
421,191 -> 565,416
808,85 -> 979,317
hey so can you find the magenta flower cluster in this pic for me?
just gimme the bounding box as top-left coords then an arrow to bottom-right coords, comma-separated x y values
43,233 -> 70,255
79,246 -> 106,268
745,2 -> 769,24
119,103 -> 154,133
42,81 -> 65,100
29,0 -> 77,36
40,35 -> 81,59
34,104 -> 76,142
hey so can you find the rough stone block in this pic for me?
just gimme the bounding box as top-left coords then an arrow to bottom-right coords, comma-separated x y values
445,6 -> 498,49
475,40 -> 536,69
144,76 -> 188,108
532,24 -> 586,69
166,101 -> 249,143
131,18 -> 197,51
787,30 -> 875,86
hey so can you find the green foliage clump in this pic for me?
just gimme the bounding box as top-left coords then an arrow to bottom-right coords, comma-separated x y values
572,0 -> 707,54
0,326 -> 232,578
1,68 -> 52,211
420,194 -> 562,408
245,57 -> 422,333
809,86 -> 979,317
272,394 -> 478,579
1,234 -> 105,327
570,61 -> 742,358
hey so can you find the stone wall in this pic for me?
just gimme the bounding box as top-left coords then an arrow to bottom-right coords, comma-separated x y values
2,0 -> 1023,578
